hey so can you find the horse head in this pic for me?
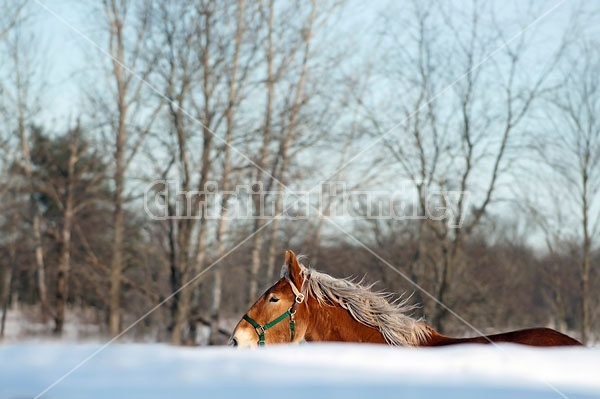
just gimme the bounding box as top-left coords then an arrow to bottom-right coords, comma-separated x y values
230,250 -> 310,347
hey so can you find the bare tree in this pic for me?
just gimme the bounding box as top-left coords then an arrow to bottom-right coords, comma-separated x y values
363,1 -> 563,332
98,0 -> 156,336
150,0 -> 254,344
262,0 -> 316,284
0,201 -> 19,338
150,0 -> 201,345
1,20 -> 48,317
246,0 -> 277,306
209,0 -> 246,345
53,130 -> 80,334
247,0 -> 321,305
0,6 -> 37,335
186,0 -> 221,344
535,40 -> 600,344
20,125 -> 110,335
0,0 -> 27,40
169,0 -> 223,345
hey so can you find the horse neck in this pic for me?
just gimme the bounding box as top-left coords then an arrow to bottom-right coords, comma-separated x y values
302,295 -> 387,344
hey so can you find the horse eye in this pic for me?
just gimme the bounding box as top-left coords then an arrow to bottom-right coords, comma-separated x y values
269,296 -> 280,303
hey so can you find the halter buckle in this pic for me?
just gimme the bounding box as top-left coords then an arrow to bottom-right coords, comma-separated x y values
295,293 -> 305,304
255,325 -> 265,335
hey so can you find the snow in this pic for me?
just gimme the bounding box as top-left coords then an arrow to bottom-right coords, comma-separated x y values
1,308 -> 103,342
0,342 -> 598,399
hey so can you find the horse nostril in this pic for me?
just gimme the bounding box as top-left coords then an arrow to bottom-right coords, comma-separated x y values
230,337 -> 238,347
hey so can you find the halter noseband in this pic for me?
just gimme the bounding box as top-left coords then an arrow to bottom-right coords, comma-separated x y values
242,275 -> 309,346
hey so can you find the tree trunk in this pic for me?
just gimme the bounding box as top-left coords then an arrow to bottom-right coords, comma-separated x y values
109,117 -> 125,335
406,212 -> 427,320
171,258 -> 191,345
551,255 -> 567,332
580,168 -> 591,345
54,238 -> 70,335
248,0 -> 275,307
21,125 -> 48,318
172,4 -> 215,345
107,0 -> 128,337
264,0 -> 315,288
32,212 -> 47,318
0,266 -> 12,337
171,205 -> 193,345
0,241 -> 17,338
430,241 -> 455,333
167,214 -> 179,335
16,54 -> 48,319
248,223 -> 265,306
265,213 -> 281,284
109,186 -> 124,336
208,252 -> 223,344
54,135 -> 78,335
209,0 -> 245,345
580,247 -> 590,345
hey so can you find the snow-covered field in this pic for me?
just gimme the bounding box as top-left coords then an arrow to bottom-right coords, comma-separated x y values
0,342 -> 598,399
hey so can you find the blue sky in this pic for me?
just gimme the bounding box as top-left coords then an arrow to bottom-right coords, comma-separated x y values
12,0 -> 597,250
28,0 -> 577,128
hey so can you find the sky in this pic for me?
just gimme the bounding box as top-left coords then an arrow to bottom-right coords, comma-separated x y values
9,0 -> 597,251
28,0 -> 576,129
27,1 -> 87,129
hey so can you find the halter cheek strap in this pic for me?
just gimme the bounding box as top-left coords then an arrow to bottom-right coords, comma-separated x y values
243,274 -> 310,346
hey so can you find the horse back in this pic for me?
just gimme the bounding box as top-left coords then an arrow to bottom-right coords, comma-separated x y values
422,327 -> 583,347
483,327 -> 583,346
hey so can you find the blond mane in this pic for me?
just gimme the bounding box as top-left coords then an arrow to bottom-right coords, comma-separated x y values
296,259 -> 430,346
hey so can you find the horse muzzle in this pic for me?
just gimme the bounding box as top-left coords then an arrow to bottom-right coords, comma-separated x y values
229,326 -> 260,348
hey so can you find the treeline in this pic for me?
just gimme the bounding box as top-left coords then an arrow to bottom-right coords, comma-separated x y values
0,0 -> 598,345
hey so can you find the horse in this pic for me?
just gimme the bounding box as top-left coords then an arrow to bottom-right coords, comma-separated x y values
230,250 -> 582,348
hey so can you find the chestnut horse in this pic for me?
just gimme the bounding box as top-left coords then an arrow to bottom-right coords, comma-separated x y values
231,250 -> 582,348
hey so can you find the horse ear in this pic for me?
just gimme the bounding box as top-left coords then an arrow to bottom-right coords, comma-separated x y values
284,250 -> 304,286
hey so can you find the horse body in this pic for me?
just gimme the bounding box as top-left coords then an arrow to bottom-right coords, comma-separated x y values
231,250 -> 582,348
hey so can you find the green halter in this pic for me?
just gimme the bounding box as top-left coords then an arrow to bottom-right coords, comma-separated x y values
242,308 -> 296,346
242,276 -> 307,346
